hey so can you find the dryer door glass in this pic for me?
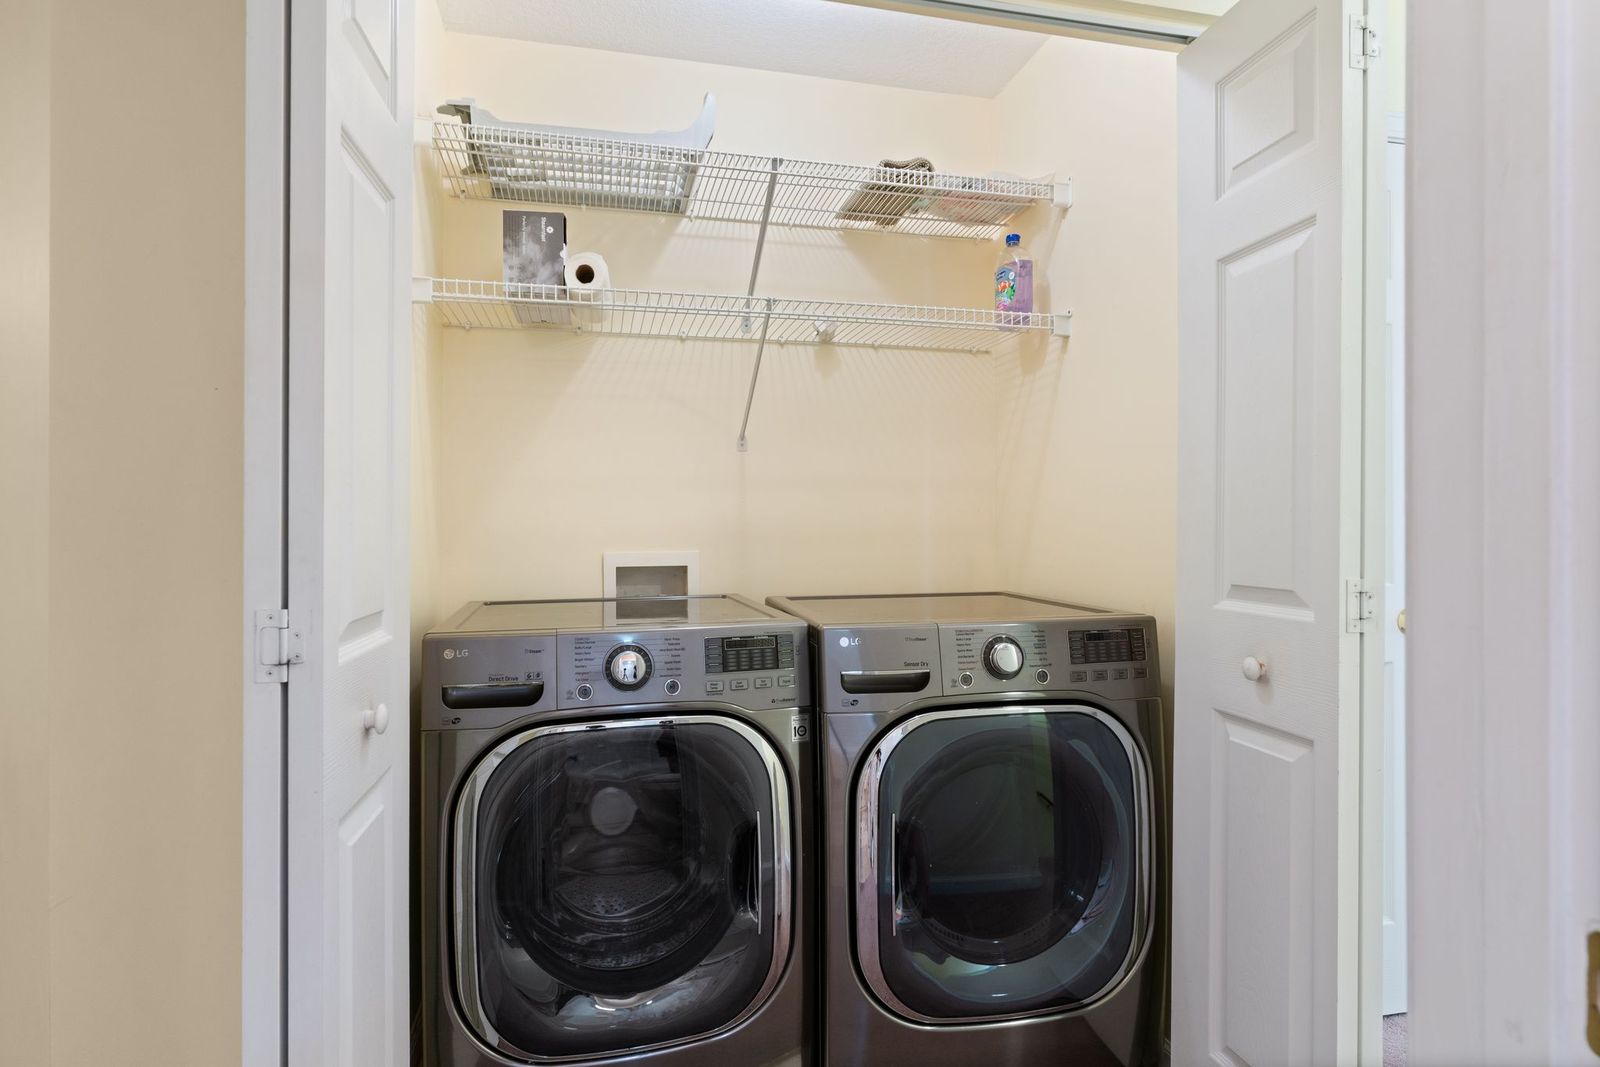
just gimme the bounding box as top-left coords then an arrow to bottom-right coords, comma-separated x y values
859,707 -> 1146,1022
456,717 -> 787,1059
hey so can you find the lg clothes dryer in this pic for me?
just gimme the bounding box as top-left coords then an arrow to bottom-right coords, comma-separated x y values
767,592 -> 1166,1067
420,595 -> 815,1066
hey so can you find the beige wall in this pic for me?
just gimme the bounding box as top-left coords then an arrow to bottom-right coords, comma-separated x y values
416,32 -> 1175,623
991,35 -> 1179,699
0,1 -> 247,1063
421,34 -> 1007,615
0,0 -> 53,1063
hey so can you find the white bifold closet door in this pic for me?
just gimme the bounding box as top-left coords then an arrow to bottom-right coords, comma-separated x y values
1172,0 -> 1375,1064
287,0 -> 415,1062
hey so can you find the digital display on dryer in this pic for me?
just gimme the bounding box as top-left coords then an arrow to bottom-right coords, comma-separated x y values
1068,628 -> 1148,665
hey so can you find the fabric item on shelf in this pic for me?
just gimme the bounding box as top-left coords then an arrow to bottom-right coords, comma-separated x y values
837,157 -> 936,226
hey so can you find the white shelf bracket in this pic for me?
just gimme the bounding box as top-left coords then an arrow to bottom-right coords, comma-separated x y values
736,297 -> 776,452
411,276 -> 434,304
743,157 -> 782,331
1053,179 -> 1073,211
1052,310 -> 1074,338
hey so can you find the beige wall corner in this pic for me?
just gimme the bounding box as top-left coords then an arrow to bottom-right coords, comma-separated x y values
46,0 -> 247,1062
0,0 -> 53,1062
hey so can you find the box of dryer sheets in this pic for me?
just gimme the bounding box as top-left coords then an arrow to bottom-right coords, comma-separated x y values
502,210 -> 567,324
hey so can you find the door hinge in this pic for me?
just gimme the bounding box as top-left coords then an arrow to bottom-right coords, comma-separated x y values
1344,579 -> 1375,634
254,608 -> 304,683
1348,15 -> 1381,70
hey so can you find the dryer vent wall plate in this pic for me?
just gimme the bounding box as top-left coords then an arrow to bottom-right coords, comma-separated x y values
603,551 -> 700,599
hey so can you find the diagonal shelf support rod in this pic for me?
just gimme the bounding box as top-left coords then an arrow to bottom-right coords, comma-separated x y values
743,157 -> 781,331
736,297 -> 776,452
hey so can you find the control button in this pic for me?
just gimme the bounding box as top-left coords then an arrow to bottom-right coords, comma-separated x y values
663,679 -> 681,696
777,675 -> 794,688
1035,668 -> 1050,685
1112,668 -> 1129,681
730,678 -> 750,691
983,635 -> 1025,680
706,680 -> 725,695
1090,670 -> 1110,682
575,683 -> 593,701
1132,667 -> 1148,680
754,677 -> 773,689
958,671 -> 974,688
1069,670 -> 1089,684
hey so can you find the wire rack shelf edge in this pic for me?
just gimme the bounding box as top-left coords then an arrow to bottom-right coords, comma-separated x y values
432,120 -> 1071,241
416,277 -> 1070,354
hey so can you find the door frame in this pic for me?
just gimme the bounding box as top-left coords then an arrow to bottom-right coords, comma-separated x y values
1357,2 -> 1392,1061
1407,1 -> 1600,1062
242,0 -> 289,1063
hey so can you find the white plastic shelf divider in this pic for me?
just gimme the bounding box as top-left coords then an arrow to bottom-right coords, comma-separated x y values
433,121 -> 1065,240
422,277 -> 1061,353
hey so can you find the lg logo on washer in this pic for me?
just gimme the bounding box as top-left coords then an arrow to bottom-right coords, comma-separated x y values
838,635 -> 860,647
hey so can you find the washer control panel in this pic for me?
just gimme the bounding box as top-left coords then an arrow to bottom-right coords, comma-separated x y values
558,626 -> 808,710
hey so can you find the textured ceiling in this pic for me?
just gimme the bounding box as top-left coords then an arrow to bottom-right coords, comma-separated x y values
434,0 -> 1051,97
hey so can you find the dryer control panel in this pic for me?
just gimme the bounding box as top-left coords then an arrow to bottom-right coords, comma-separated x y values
938,620 -> 1156,700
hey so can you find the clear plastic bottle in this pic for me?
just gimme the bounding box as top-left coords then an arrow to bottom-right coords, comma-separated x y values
994,232 -> 1034,327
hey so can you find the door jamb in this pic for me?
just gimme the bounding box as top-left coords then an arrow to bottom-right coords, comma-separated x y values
1355,1 -> 1391,1062
242,0 -> 289,1062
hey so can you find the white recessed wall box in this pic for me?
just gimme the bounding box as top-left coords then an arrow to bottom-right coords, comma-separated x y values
602,550 -> 701,599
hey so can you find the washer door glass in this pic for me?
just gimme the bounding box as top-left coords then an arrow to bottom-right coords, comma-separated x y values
457,717 -> 787,1059
858,707 -> 1146,1022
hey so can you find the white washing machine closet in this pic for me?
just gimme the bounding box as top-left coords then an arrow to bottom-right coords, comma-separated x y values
420,595 -> 814,1066
767,592 -> 1166,1067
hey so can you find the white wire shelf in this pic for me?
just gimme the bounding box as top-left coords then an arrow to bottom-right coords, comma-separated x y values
419,277 -> 1067,353
433,121 -> 1067,241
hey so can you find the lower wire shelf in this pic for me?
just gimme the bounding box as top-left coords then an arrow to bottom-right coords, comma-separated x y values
417,277 -> 1068,353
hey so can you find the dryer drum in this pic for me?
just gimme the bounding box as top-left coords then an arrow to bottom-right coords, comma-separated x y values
894,728 -> 1107,966
869,709 -> 1140,1020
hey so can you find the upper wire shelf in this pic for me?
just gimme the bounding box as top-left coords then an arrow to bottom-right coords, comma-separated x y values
419,277 -> 1065,353
432,121 -> 1067,241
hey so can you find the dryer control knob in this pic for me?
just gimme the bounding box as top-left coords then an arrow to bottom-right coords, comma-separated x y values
983,636 -> 1025,680
606,645 -> 652,690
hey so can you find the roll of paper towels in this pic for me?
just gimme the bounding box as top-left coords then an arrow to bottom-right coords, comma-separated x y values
564,251 -> 611,326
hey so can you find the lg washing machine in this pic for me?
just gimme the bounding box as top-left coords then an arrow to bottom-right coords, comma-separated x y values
766,592 -> 1166,1067
420,595 -> 815,1066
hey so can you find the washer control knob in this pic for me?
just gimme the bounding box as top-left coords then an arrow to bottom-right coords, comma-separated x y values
983,636 -> 1025,680
606,645 -> 653,690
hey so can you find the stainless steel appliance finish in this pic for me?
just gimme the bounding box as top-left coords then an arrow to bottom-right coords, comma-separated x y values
767,591 -> 1167,1067
421,595 -> 815,1066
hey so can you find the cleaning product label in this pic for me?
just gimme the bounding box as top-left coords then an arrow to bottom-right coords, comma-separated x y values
995,260 -> 1033,315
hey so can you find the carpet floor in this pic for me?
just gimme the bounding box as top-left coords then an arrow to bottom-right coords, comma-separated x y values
1384,1013 -> 1408,1066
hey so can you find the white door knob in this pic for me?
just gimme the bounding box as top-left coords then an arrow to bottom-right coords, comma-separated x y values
1242,657 -> 1268,683
363,703 -> 390,734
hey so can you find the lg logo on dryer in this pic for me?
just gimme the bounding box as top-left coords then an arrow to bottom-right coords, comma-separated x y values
442,648 -> 469,660
837,635 -> 860,647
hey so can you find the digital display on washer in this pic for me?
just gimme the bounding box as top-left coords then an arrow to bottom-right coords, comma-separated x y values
1068,628 -> 1148,665
704,633 -> 795,674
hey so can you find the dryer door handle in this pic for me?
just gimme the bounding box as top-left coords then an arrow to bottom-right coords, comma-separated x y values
441,681 -> 545,710
840,670 -> 931,695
